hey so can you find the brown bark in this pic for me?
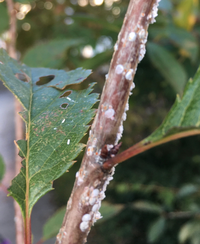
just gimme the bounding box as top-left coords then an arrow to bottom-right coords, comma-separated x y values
55,0 -> 161,243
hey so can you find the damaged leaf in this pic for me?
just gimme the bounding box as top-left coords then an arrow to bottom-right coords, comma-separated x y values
0,48 -> 98,218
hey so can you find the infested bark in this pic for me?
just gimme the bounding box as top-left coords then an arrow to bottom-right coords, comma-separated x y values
55,0 -> 161,243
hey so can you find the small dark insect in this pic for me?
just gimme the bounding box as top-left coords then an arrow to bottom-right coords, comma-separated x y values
143,141 -> 151,146
100,142 -> 122,159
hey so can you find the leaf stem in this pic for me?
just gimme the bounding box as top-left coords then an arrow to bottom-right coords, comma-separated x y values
103,129 -> 200,170
25,217 -> 31,244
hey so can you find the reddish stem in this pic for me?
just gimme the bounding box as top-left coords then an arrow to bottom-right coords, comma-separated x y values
25,217 -> 31,244
103,129 -> 200,170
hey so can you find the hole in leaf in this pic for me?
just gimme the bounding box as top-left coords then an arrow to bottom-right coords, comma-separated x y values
63,82 -> 89,91
36,75 -> 55,86
59,90 -> 72,98
15,72 -> 30,82
60,103 -> 69,109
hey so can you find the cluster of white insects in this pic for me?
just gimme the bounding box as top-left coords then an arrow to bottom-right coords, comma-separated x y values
56,1 -> 161,242
77,0 -> 161,234
78,167 -> 115,232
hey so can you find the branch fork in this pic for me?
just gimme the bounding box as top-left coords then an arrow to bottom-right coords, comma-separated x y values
56,0 -> 161,244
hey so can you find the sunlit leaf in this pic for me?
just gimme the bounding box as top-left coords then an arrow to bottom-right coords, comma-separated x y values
143,65 -> 200,146
147,42 -> 187,94
0,48 -> 98,218
148,217 -> 166,243
173,0 -> 198,31
22,39 -> 84,68
179,220 -> 200,243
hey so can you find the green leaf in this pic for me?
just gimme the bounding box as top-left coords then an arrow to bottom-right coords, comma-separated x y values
80,50 -> 113,70
143,65 -> 200,146
132,201 -> 163,214
0,154 -> 5,181
167,26 -> 199,63
0,3 -> 9,35
0,48 -> 98,218
158,189 -> 175,207
179,220 -> 200,243
147,42 -> 187,94
43,207 -> 66,241
159,0 -> 172,12
73,15 -> 121,33
148,217 -> 166,243
22,39 -> 84,68
176,184 -> 198,199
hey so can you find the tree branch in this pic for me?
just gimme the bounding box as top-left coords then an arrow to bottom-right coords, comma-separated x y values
55,0 -> 161,244
6,1 -> 25,243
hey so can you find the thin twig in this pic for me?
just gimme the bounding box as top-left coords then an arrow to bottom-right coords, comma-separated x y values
103,129 -> 200,169
6,0 -> 25,243
55,1 -> 161,244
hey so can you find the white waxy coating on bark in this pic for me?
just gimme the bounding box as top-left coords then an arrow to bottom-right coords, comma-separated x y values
80,222 -> 89,232
77,176 -> 84,186
99,191 -> 106,200
114,43 -> 118,51
106,144 -> 114,150
122,112 -> 127,121
130,82 -> 135,90
128,32 -> 137,42
115,64 -> 124,74
92,203 -> 100,212
105,74 -> 108,80
87,146 -> 93,156
93,211 -> 102,222
118,125 -> 123,134
76,171 -> 79,178
148,0 -> 161,23
138,29 -> 146,39
125,102 -> 129,111
104,108 -> 115,120
92,189 -> 99,197
82,214 -> 91,222
89,197 -> 97,206
125,69 -> 134,80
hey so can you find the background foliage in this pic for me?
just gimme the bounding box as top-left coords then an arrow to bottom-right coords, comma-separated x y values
1,0 -> 200,243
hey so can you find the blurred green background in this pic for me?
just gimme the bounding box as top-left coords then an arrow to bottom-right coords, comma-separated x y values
1,0 -> 200,243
